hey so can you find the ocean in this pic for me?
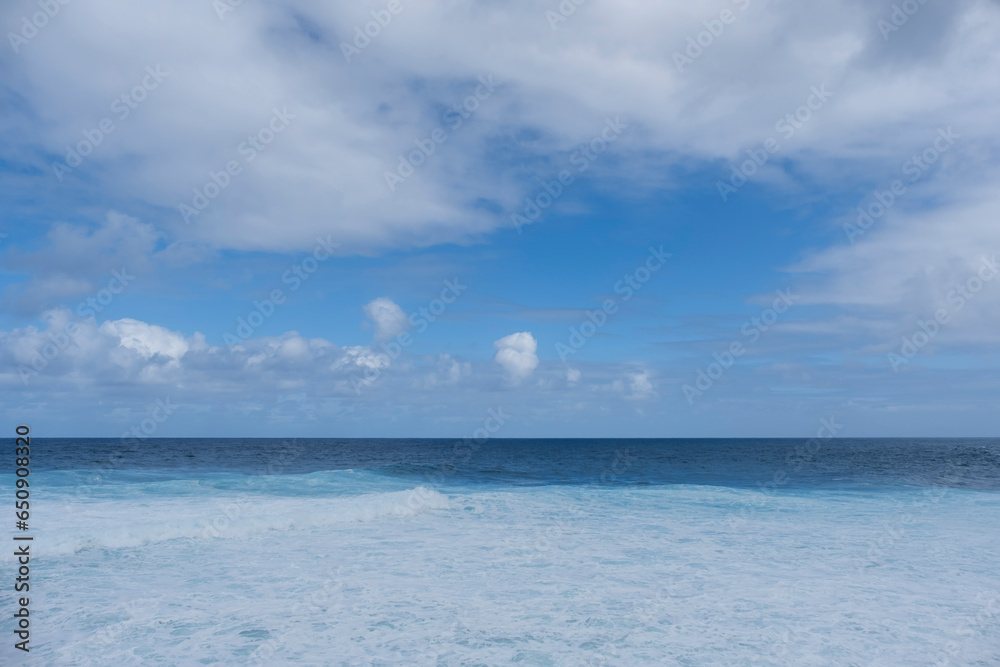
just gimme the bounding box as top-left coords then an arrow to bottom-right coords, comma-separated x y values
3,437 -> 1000,665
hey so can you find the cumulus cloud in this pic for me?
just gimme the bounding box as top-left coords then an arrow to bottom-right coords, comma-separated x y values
101,319 -> 190,360
0,310 -> 375,392
4,310 -> 990,436
0,314 -> 685,435
626,371 -> 656,400
493,331 -> 539,384
363,297 -> 410,343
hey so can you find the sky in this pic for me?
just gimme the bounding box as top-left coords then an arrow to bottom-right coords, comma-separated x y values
1,0 -> 999,438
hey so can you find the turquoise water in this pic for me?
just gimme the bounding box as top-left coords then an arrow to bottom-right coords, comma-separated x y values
3,438 -> 999,665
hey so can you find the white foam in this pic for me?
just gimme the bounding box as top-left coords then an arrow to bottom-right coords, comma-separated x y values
36,486 -> 449,555
14,484 -> 1000,665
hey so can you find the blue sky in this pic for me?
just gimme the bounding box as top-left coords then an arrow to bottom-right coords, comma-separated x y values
2,0 -> 999,437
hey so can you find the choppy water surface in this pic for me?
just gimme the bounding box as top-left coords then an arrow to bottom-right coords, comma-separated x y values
3,438 -> 999,665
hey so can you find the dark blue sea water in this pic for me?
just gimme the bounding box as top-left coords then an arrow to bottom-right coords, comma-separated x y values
24,436 -> 1000,489
4,438 -> 999,665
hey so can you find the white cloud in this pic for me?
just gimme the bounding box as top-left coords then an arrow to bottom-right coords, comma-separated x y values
2,211 -> 161,314
789,175 -> 1000,346
3,1 -> 998,253
3,1 -> 1000,435
101,319 -> 190,360
626,371 -> 656,400
0,314 -> 674,433
334,346 -> 392,373
363,297 -> 409,343
421,354 -> 471,389
493,331 -> 538,384
3,311 -> 994,436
